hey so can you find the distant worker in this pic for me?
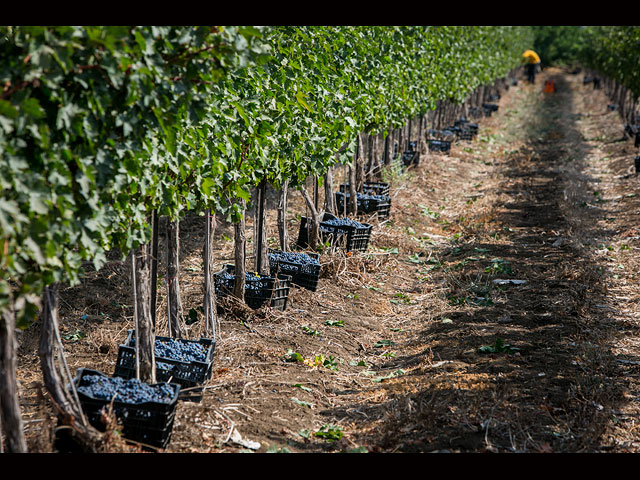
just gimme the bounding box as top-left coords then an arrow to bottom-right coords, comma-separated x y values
521,49 -> 541,84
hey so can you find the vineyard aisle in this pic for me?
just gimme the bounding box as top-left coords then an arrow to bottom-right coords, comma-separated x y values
15,68 -> 640,453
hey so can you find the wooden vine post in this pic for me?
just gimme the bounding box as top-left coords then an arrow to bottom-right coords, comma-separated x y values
150,210 -> 159,328
166,217 -> 183,339
233,198 -> 247,300
277,181 -> 289,252
131,241 -> 156,384
203,210 -> 217,337
254,179 -> 269,276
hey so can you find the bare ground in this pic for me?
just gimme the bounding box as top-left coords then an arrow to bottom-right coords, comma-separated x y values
13,67 -> 640,454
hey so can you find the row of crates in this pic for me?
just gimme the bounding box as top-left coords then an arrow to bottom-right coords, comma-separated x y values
71,100 -> 497,450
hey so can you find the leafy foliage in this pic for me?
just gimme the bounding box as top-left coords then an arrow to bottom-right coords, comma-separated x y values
578,26 -> 640,97
531,26 -> 587,67
0,26 -> 533,327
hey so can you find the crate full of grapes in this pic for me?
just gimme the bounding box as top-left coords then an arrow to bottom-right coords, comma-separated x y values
335,190 -> 390,219
469,106 -> 483,118
402,150 -> 419,167
454,119 -> 478,140
358,191 -> 391,219
213,264 -> 291,311
72,368 -> 180,449
427,139 -> 451,154
454,126 -> 475,141
340,182 -> 390,197
297,213 -> 372,252
113,331 -> 215,402
335,191 -> 372,216
482,103 -> 499,116
362,182 -> 390,197
369,193 -> 391,219
268,249 -> 321,292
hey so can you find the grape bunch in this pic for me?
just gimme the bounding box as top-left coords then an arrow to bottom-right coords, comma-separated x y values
216,270 -> 270,290
336,191 -> 369,200
322,217 -> 368,229
155,338 -> 207,363
358,192 -> 389,202
217,270 -> 264,282
338,190 -> 388,203
268,251 -> 319,266
78,374 -> 176,404
130,337 -> 208,364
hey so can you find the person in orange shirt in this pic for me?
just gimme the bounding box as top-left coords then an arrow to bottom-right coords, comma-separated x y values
521,49 -> 541,84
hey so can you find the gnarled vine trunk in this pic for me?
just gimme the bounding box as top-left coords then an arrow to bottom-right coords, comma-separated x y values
324,168 -> 336,215
39,284 -> 102,452
0,305 -> 27,452
277,180 -> 289,251
233,199 -> 247,300
300,186 -> 320,251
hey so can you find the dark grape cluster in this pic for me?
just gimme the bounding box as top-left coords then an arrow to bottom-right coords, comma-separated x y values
352,191 -> 388,202
268,251 -> 319,266
337,191 -> 385,202
78,374 -> 176,404
361,192 -> 389,202
130,337 -> 208,364
322,217 -> 367,229
216,270 -> 271,293
217,271 -> 264,282
156,338 -> 207,363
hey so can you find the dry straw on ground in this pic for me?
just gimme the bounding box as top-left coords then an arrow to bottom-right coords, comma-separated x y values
13,67 -> 640,453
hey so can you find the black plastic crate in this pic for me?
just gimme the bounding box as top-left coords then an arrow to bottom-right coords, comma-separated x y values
455,119 -> 478,134
469,107 -> 483,118
335,191 -> 372,216
440,128 -> 456,140
113,331 -> 215,402
72,368 -> 180,450
297,213 -> 372,252
335,190 -> 390,218
362,192 -> 391,219
427,139 -> 451,153
402,150 -> 419,167
339,182 -> 390,197
624,123 -> 638,139
362,182 -> 390,196
268,249 -> 321,292
456,129 -> 475,141
372,196 -> 391,219
446,125 -> 475,141
482,103 -> 499,116
214,264 -> 291,311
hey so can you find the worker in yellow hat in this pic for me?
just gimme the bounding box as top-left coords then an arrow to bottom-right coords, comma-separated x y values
521,49 -> 541,84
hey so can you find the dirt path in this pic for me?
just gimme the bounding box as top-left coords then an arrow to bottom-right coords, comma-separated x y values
15,67 -> 640,453
346,68 -> 640,453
